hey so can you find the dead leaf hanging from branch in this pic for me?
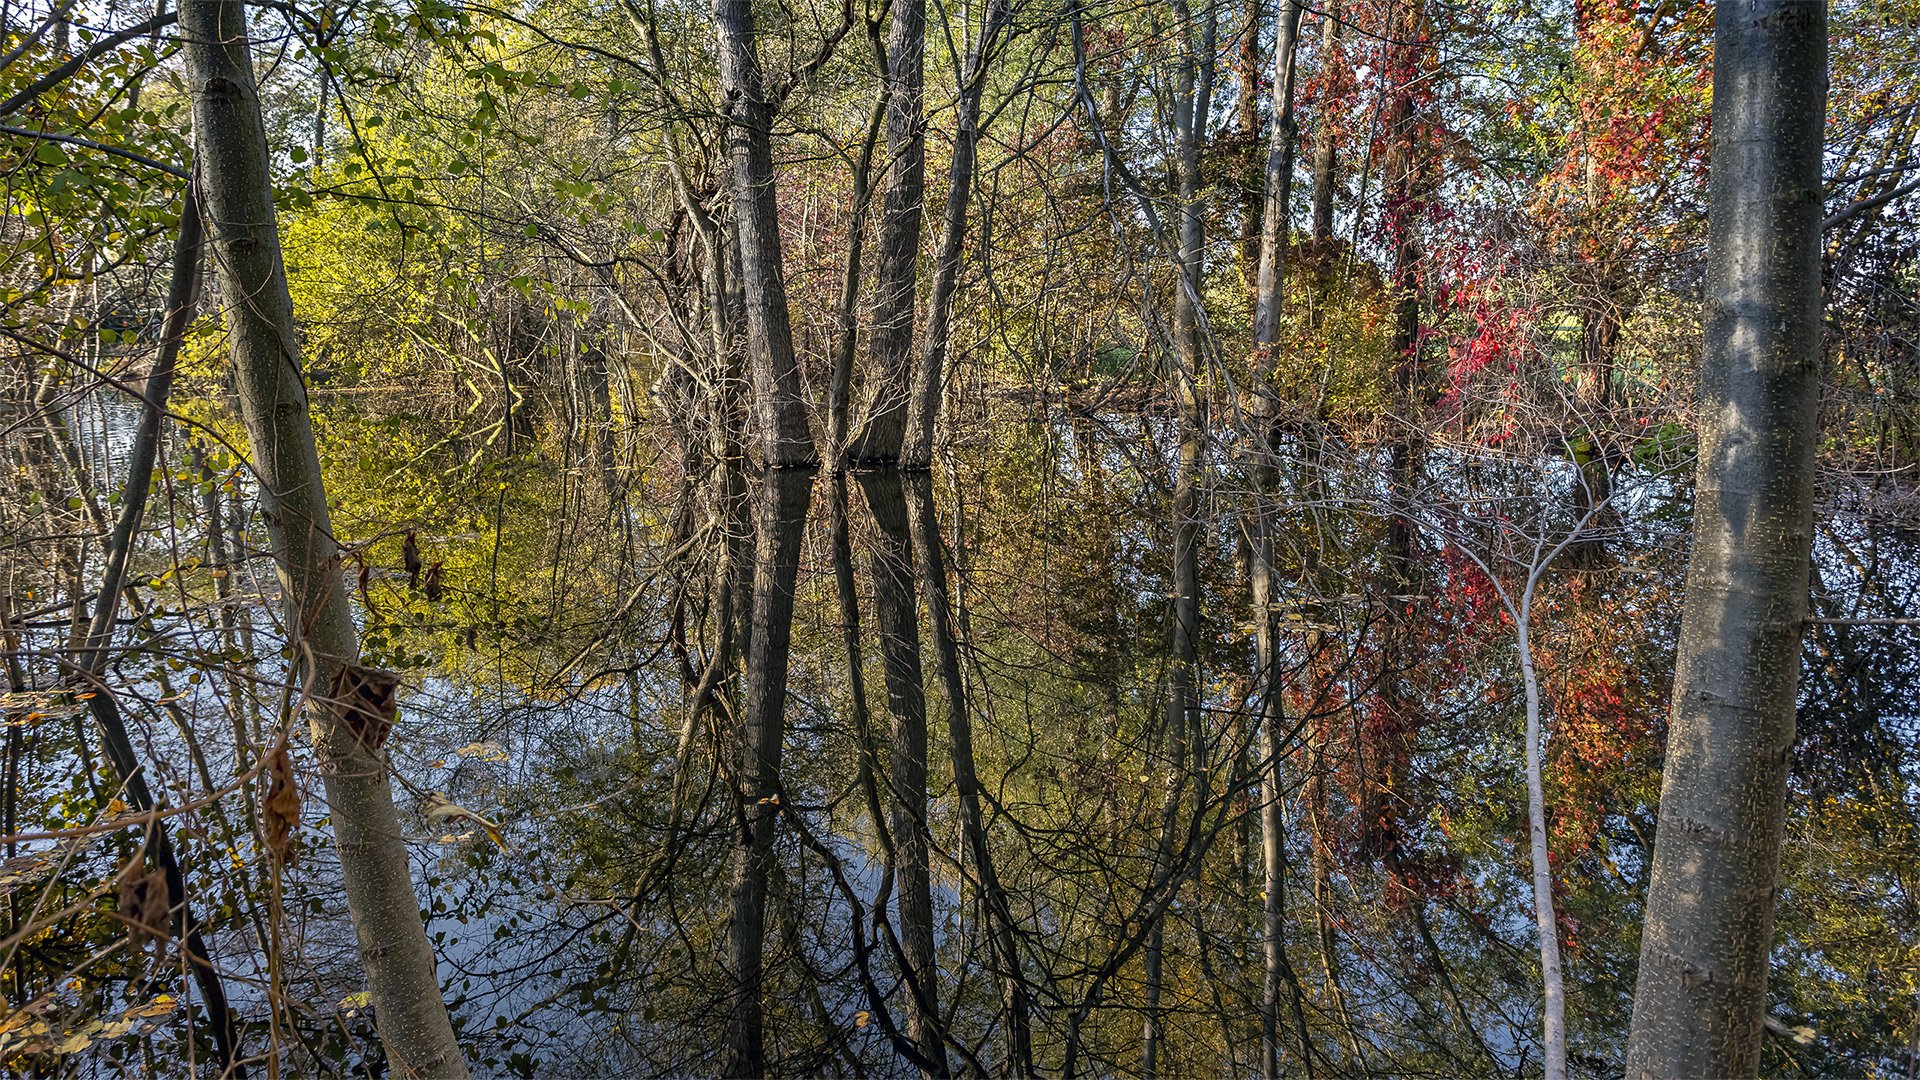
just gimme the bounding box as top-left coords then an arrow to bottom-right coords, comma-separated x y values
263,746 -> 299,866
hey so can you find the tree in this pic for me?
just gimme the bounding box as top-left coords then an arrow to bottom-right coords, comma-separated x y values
1627,3 -> 1828,1076
713,0 -> 817,467
180,0 -> 468,1073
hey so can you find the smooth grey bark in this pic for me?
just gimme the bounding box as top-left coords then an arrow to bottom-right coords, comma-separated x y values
907,471 -> 1033,1074
899,0 -> 1010,469
846,0 -> 928,465
179,1 -> 468,1073
857,468 -> 949,1077
714,0 -> 816,466
722,467 -> 815,1077
1627,4 -> 1827,1076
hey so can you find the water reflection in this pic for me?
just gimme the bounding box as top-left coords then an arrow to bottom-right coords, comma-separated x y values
2,389 -> 1917,1077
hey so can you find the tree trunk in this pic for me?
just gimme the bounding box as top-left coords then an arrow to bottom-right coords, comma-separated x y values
1251,0 -> 1303,347
1248,2 -> 1309,1075
723,467 -> 815,1076
181,0 -> 468,1073
846,0 -> 928,465
1308,0 -> 1338,247
1145,4 -> 1214,1070
1627,4 -> 1826,1076
1517,612 -> 1568,1080
900,0 -> 1009,469
908,471 -> 1033,1074
858,468 -> 949,1077
714,0 -> 816,466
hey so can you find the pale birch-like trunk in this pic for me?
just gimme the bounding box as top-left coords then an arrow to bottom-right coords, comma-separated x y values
1627,3 -> 1827,1076
1248,3 -> 1308,1076
181,0 -> 468,1071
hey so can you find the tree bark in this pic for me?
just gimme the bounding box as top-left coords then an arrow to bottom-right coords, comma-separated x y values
723,467 -> 815,1076
847,0 -> 928,465
1144,3 -> 1214,1071
1308,0 -> 1338,247
181,1 -> 469,1073
714,0 -> 816,466
1248,3 -> 1310,1075
1627,4 -> 1827,1077
1251,0 -> 1303,347
900,0 -> 1009,469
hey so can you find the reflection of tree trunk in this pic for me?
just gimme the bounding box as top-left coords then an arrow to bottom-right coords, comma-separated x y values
713,0 -> 815,466
723,467 -> 814,1077
847,0 -> 927,465
183,0 -> 469,1069
1567,300 -> 1621,571
1249,3 -> 1309,1074
857,469 -> 949,1077
1628,5 -> 1826,1076
829,471 -> 893,847
59,189 -> 245,1076
908,472 -> 1032,1075
1144,4 -> 1213,1072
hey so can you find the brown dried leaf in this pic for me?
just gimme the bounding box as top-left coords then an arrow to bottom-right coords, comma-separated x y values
264,746 -> 300,867
116,866 -> 170,953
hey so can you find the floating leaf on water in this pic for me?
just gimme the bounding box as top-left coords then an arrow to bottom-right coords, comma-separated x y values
454,740 -> 508,763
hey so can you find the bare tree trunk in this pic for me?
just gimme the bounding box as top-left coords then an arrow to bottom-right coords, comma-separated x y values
858,469 -> 949,1077
1518,609 -> 1568,1080
723,467 -> 815,1077
827,96 -> 887,459
900,0 -> 1009,469
182,3 -> 468,1074
1145,4 -> 1214,1071
908,471 -> 1033,1074
1247,3 -> 1308,1076
713,0 -> 815,466
1251,0 -> 1302,347
1234,0 -> 1262,284
1627,4 -> 1826,1076
1308,0 -> 1338,247
847,0 -> 927,465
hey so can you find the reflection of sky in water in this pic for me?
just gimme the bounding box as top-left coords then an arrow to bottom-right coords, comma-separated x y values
12,388 -> 1920,1075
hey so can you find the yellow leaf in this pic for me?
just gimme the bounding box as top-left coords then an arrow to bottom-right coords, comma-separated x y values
53,1031 -> 91,1054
